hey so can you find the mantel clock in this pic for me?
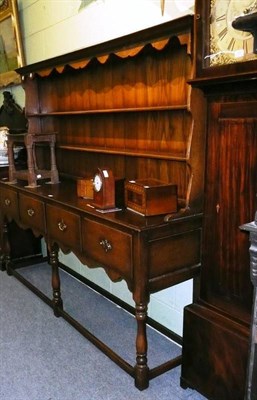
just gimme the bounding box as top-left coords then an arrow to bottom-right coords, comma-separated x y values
92,168 -> 115,210
195,0 -> 257,78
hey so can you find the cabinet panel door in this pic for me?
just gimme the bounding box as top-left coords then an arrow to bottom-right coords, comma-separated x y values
201,102 -> 257,322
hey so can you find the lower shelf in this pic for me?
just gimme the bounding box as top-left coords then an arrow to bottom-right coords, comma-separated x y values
6,261 -> 183,389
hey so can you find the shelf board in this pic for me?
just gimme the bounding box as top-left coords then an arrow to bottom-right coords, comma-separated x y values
58,144 -> 188,161
27,105 -> 189,117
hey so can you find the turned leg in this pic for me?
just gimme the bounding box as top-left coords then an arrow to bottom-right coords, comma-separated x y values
0,253 -> 5,271
25,134 -> 38,188
48,243 -> 63,317
0,231 -> 6,271
49,141 -> 59,184
0,220 -> 6,271
2,220 -> 11,275
7,141 -> 17,184
134,302 -> 149,390
32,143 -> 39,171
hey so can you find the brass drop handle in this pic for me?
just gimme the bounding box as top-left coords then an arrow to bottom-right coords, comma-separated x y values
27,208 -> 35,217
58,220 -> 67,232
99,239 -> 112,252
4,198 -> 10,206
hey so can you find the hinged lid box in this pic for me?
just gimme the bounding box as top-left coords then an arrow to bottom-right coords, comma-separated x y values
125,179 -> 177,216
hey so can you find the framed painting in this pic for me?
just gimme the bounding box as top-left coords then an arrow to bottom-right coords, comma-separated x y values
0,0 -> 25,87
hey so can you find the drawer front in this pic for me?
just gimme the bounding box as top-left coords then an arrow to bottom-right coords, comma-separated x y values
149,229 -> 201,279
82,218 -> 132,280
0,186 -> 19,220
46,204 -> 81,250
19,194 -> 45,233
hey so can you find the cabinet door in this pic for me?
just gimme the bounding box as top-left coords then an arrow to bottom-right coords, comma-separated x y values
201,101 -> 257,323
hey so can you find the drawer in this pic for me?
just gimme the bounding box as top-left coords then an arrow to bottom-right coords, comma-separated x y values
46,204 -> 81,250
149,229 -> 201,279
82,218 -> 132,280
0,186 -> 19,220
19,194 -> 45,233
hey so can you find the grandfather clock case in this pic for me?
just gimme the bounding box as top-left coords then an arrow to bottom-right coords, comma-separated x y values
181,79 -> 257,400
180,27 -> 257,400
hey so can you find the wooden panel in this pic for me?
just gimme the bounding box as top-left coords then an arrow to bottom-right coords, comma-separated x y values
17,17 -> 206,217
0,186 -> 19,221
46,204 -> 81,250
81,217 -> 132,281
56,150 -> 190,206
181,83 -> 257,399
201,104 -> 256,322
219,101 -> 257,119
19,194 -> 46,234
149,229 -> 201,279
51,111 -> 192,157
182,304 -> 249,400
38,39 -> 190,112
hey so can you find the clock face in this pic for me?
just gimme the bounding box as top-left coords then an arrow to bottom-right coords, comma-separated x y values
209,0 -> 257,65
93,174 -> 102,192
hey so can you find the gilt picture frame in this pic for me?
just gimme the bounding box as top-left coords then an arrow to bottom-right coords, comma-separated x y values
0,0 -> 25,87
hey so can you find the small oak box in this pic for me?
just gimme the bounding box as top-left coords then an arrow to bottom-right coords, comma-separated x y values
125,179 -> 177,216
77,178 -> 94,199
77,177 -> 125,207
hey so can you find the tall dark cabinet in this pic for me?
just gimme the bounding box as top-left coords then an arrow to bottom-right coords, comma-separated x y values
181,2 -> 257,399
181,81 -> 257,400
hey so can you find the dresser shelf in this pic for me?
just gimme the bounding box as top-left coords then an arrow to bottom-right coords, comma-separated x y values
27,105 -> 189,116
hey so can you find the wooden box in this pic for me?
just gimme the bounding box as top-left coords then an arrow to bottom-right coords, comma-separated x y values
77,178 -> 94,199
125,179 -> 177,216
77,177 -> 125,207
